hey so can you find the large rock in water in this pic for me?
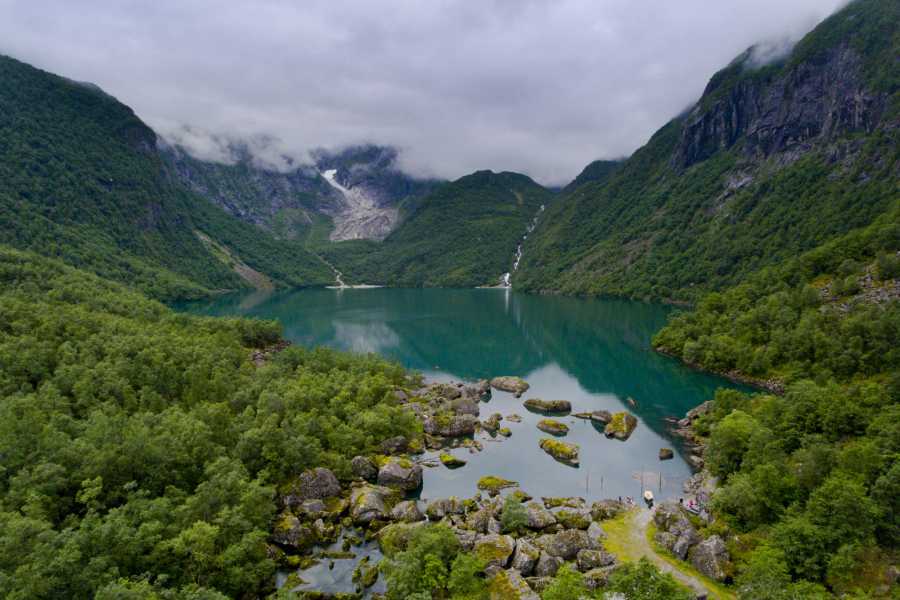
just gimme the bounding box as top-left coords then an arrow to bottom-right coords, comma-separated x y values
690,535 -> 730,582
604,412 -> 638,440
377,457 -> 423,491
523,398 -> 572,415
350,484 -> 398,524
539,438 -> 580,466
283,467 -> 341,506
490,376 -> 530,397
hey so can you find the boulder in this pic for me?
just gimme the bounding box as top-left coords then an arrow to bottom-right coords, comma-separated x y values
499,427 -> 512,437
474,534 -> 516,569
654,531 -> 677,552
467,507 -> 493,534
589,410 -> 613,425
586,521 -> 607,548
271,512 -> 316,550
659,447 -> 674,460
379,435 -> 409,455
425,497 -> 465,520
490,376 -> 530,397
431,383 -> 462,400
590,499 -> 628,521
510,539 -> 540,575
690,535 -> 730,582
653,501 -> 689,532
534,551 -> 564,577
423,413 -> 478,437
449,396 -> 481,416
525,502 -> 557,529
477,476 -> 519,495
604,412 -> 638,441
351,456 -> 378,481
377,457 -> 423,491
576,548 -> 616,572
506,413 -> 523,423
525,576 -> 553,594
523,398 -> 572,415
537,419 -> 569,436
538,438 -> 580,466
283,467 -> 341,506
553,507 -> 592,530
482,413 -> 503,433
440,453 -> 467,468
390,500 -> 425,523
542,497 -> 586,509
350,484 -> 398,524
545,529 -> 592,560
583,566 -> 616,591
488,569 -> 539,600
672,531 -> 700,560
454,528 -> 477,551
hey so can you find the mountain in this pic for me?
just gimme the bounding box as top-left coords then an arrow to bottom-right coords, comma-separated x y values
517,0 -> 899,303
161,142 -> 439,243
323,170 -> 553,287
562,159 -> 621,193
0,55 -> 333,299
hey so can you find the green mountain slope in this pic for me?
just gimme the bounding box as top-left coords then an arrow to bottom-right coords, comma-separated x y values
322,170 -> 553,287
0,55 -> 332,300
518,0 -> 899,303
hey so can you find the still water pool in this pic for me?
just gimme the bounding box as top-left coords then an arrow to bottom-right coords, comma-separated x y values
178,287 -> 743,504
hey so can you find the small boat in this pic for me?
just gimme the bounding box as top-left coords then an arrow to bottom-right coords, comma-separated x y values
643,490 -> 654,507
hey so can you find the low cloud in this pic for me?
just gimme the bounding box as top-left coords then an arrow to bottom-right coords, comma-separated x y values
1,0 -> 849,185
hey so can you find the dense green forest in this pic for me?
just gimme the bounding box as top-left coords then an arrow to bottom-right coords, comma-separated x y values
0,246 -> 418,597
322,171 -> 552,287
0,55 -> 332,300
516,0 -> 899,304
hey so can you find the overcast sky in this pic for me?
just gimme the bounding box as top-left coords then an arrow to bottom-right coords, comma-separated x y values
1,0 -> 848,184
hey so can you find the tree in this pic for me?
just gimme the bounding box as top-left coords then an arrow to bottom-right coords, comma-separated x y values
500,496 -> 529,535
541,564 -> 589,600
607,558 -> 693,600
706,410 -> 760,479
381,524 -> 462,600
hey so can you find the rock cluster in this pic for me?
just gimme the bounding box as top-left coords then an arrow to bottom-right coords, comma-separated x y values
653,501 -> 731,581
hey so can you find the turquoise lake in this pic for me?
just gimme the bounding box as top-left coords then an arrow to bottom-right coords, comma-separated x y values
177,287 -> 742,505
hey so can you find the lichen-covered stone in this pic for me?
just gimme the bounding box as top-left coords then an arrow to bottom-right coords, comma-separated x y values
525,502 -> 557,530
576,548 -> 616,571
351,455 -> 378,481
604,412 -> 638,441
553,507 -> 592,530
283,467 -> 341,506
590,499 -> 628,521
690,535 -> 730,582
589,410 -> 613,425
490,376 -> 530,396
538,438 -> 579,465
379,435 -> 409,455
586,521 -> 607,548
544,529 -> 592,560
474,533 -> 516,569
350,484 -> 398,524
542,497 -> 586,509
425,496 -> 465,520
482,413 -> 503,433
390,500 -> 425,523
654,531 -> 677,552
498,427 -> 512,437
377,456 -> 423,491
659,447 -> 674,460
537,419 -> 569,436
510,539 -> 540,576
423,413 -> 478,437
271,511 -> 317,550
523,398 -> 572,415
534,551 -> 563,577
488,568 -> 539,600
583,566 -> 616,590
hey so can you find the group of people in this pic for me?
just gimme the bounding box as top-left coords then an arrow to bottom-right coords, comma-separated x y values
679,497 -> 701,513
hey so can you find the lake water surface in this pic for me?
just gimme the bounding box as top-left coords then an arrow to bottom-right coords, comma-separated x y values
178,288 -> 743,505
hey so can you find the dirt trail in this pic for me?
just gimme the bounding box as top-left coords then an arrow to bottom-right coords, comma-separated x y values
608,508 -> 729,599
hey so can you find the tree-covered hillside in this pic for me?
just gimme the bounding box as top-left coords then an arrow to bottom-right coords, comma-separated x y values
517,0 -> 899,303
322,170 -> 553,287
0,56 -> 332,300
0,246 -> 419,598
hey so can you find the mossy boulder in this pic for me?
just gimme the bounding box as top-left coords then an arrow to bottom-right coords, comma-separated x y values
271,511 -> 317,550
490,376 -> 530,397
543,529 -> 592,560
604,412 -> 638,441
536,418 -> 569,436
350,484 -> 400,524
553,508 -> 592,530
590,499 -> 628,521
498,427 -> 512,437
390,500 -> 425,523
474,533 -> 516,569
542,497 -> 586,509
589,410 -> 613,425
352,556 -> 379,589
523,398 -> 572,415
283,467 -> 342,506
376,456 -> 423,491
425,496 -> 465,520
690,535 -> 730,582
524,502 -> 557,529
534,551 -> 564,577
440,452 -> 466,468
488,568 -> 539,599
510,538 -> 541,576
482,412 -> 503,433
538,438 -> 579,466
659,447 -> 674,460
351,456 -> 377,481
477,475 -> 519,495
576,548 -> 616,571
423,412 -> 478,437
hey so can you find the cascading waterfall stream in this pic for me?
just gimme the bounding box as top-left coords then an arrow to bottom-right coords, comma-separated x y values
501,203 -> 545,288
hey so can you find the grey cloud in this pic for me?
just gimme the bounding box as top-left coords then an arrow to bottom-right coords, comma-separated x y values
0,0 -> 849,184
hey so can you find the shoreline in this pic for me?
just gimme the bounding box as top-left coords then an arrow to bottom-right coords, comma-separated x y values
654,346 -> 786,395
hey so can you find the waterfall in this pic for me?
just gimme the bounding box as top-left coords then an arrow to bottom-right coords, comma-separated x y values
502,203 -> 545,288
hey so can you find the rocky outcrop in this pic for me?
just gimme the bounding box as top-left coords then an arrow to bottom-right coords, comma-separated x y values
377,457 -> 423,491
349,484 -> 399,524
539,438 -> 580,466
423,413 -> 478,437
537,418 -> 569,436
674,43 -> 890,170
604,412 -> 638,440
